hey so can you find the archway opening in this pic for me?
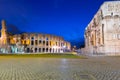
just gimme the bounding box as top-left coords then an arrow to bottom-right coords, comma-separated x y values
46,48 -> 48,52
35,48 -> 37,53
27,48 -> 30,53
39,48 -> 41,52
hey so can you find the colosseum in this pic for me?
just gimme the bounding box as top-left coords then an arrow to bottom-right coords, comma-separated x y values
0,20 -> 71,53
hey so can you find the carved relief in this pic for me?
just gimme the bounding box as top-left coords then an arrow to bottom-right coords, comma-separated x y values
108,3 -> 120,12
113,24 -> 120,33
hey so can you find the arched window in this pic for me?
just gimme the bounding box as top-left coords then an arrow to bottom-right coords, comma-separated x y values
46,41 -> 48,46
31,41 -> 34,45
50,41 -> 52,46
31,37 -> 34,40
24,40 -> 26,44
39,40 -> 42,44
35,40 -> 38,45
39,48 -> 41,52
35,48 -> 37,53
27,48 -> 30,53
43,41 -> 45,45
43,48 -> 45,52
46,48 -> 48,52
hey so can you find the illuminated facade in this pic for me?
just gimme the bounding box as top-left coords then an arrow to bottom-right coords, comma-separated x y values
0,20 -> 71,53
82,1 -> 120,56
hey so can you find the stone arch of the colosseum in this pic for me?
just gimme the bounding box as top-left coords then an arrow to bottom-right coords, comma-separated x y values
35,48 -> 37,53
50,48 -> 52,53
39,48 -> 41,52
27,48 -> 30,53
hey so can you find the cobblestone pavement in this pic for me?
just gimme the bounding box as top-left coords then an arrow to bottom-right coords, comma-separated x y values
0,57 -> 120,80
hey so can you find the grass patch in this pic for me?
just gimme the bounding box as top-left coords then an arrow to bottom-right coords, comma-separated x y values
0,53 -> 87,59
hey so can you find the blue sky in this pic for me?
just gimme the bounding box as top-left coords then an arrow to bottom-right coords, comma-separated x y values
0,0 -> 113,47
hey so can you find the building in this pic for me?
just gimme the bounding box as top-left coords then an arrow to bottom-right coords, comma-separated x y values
82,1 -> 120,56
0,20 -> 71,53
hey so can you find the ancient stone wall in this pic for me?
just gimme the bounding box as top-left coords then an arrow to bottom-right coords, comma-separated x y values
83,1 -> 120,56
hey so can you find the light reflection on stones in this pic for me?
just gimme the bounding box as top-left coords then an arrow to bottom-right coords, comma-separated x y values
0,57 -> 119,80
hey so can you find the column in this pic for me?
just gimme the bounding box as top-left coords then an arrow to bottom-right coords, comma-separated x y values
100,24 -> 104,45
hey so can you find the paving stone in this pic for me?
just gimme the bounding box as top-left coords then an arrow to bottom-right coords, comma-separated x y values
0,57 -> 119,80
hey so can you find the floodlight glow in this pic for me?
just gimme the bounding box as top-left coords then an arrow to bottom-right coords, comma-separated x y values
52,46 -> 58,49
63,46 -> 66,48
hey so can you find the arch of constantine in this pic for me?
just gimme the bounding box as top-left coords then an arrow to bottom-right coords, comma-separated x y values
82,1 -> 120,56
0,20 -> 71,53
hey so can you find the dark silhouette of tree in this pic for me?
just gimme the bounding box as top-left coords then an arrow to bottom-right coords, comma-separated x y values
7,24 -> 24,34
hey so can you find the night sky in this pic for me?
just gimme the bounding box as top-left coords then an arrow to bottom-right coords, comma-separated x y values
0,0 -> 113,48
